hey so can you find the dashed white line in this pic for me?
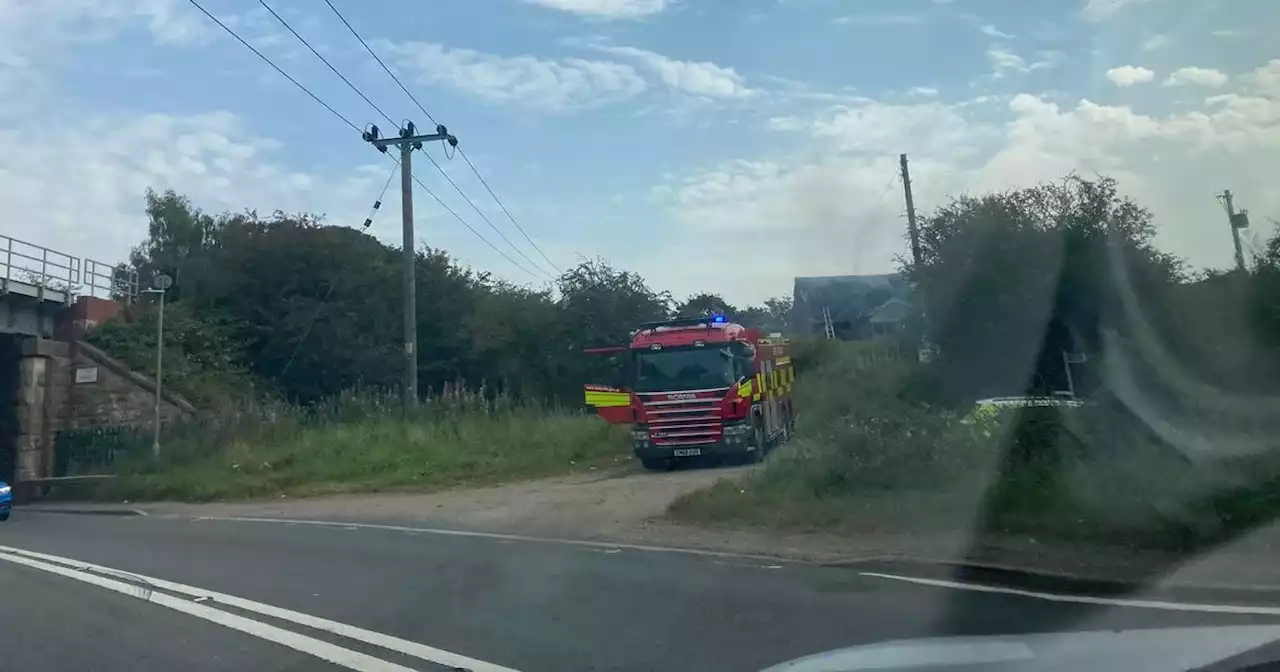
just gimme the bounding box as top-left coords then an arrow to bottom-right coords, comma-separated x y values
0,544 -> 521,672
860,571 -> 1280,615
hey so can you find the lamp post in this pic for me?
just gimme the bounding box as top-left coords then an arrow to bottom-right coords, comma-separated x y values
142,273 -> 173,457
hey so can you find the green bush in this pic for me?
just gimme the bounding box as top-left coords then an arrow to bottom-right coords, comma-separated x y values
87,302 -> 258,406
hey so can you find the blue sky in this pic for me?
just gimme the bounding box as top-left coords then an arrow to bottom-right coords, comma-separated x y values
1,0 -> 1277,304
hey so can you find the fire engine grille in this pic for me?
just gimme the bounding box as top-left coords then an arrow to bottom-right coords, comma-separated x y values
639,389 -> 729,446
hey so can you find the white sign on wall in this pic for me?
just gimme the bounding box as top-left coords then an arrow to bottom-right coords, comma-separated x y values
74,366 -> 100,384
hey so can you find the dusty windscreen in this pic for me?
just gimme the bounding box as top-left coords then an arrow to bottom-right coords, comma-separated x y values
2,1 -> 1278,671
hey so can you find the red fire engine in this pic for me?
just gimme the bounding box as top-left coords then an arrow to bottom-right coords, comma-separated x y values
584,315 -> 795,470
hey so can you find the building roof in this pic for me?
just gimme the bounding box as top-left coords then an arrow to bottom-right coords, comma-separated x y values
867,297 -> 913,324
792,274 -> 911,326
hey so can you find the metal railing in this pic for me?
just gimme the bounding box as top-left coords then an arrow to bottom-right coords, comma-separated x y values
84,258 -> 140,303
0,234 -> 138,304
1,234 -> 81,303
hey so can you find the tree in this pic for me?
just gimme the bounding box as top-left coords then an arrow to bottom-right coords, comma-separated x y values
764,296 -> 793,330
104,208 -> 690,407
676,293 -> 734,318
555,259 -> 672,393
556,259 -> 672,347
129,189 -> 224,299
904,175 -> 1183,401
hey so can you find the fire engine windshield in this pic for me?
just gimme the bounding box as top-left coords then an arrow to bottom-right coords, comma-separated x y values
633,345 -> 736,393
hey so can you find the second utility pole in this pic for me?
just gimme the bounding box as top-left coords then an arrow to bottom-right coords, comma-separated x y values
899,153 -> 934,363
364,121 -> 458,410
900,153 -> 922,267
1218,189 -> 1250,274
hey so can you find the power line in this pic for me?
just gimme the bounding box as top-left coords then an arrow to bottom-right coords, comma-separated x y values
187,0 -> 540,282
259,0 -> 548,279
323,0 -> 560,275
255,0 -> 395,126
323,0 -> 437,126
185,0 -> 359,133
404,162 -> 546,282
458,148 -> 561,273
420,149 -> 554,279
279,162 -> 398,380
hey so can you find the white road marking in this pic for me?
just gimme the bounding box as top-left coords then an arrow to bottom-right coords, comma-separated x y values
860,571 -> 1280,616
711,560 -> 785,570
191,515 -> 794,564
0,544 -> 521,672
0,550 -> 415,672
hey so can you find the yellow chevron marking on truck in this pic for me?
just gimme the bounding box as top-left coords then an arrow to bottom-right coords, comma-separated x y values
584,391 -> 631,407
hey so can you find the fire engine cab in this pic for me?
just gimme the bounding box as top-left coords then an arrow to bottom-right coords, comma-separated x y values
584,315 -> 795,470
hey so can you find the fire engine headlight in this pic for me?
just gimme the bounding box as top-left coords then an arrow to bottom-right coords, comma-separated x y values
722,423 -> 751,436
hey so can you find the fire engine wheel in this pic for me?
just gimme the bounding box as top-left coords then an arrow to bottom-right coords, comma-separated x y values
641,457 -> 674,472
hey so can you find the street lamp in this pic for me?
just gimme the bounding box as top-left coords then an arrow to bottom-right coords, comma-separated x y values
142,273 -> 173,457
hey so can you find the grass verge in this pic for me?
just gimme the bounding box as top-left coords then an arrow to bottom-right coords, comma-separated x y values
670,338 -> 1280,555
80,392 -> 628,502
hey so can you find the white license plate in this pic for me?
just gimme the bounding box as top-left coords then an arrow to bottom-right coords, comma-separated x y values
672,448 -> 702,457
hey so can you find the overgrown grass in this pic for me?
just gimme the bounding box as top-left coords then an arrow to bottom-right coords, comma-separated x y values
671,337 -> 1280,553
85,389 -> 628,502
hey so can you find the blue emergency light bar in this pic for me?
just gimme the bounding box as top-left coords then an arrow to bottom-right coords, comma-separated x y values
639,314 -> 730,330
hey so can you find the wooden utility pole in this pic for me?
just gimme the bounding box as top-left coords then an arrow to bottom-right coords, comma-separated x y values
364,121 -> 458,410
900,153 -> 922,267
1218,189 -> 1250,273
899,153 -> 935,362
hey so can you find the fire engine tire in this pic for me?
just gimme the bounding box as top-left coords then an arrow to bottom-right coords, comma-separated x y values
641,457 -> 673,472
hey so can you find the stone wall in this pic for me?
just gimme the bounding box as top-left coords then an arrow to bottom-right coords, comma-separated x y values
13,338 -> 70,482
0,297 -> 200,488
67,340 -> 194,431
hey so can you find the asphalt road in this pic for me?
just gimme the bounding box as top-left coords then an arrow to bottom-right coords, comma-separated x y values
4,511 -> 1280,672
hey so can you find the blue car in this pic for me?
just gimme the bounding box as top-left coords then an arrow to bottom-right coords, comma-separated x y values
0,480 -> 10,521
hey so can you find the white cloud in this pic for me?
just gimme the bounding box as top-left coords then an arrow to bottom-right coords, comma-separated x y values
596,45 -> 754,99
980,24 -> 1014,39
1250,59 -> 1280,98
650,58 -> 1280,303
809,101 -> 994,157
987,47 -> 1061,78
1081,0 -> 1151,22
909,86 -> 940,97
0,110 -> 395,272
1106,65 -> 1155,86
381,41 -> 647,111
1141,34 -> 1172,51
835,14 -> 925,26
0,0 -> 216,55
988,47 -> 1028,76
767,116 -> 807,132
1164,66 -> 1229,88
521,0 -> 667,18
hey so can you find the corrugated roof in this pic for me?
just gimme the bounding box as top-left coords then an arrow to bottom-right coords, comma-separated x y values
792,273 -> 912,332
